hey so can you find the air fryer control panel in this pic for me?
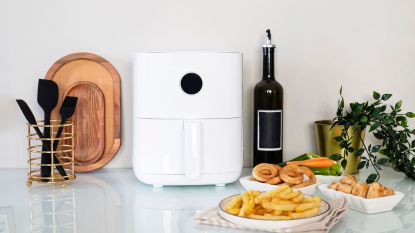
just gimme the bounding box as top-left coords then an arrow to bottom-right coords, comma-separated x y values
133,52 -> 242,119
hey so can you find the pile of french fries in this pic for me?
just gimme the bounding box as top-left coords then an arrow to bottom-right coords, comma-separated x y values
224,184 -> 321,220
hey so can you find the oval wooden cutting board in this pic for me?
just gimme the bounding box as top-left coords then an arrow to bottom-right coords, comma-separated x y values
45,52 -> 121,172
65,81 -> 105,165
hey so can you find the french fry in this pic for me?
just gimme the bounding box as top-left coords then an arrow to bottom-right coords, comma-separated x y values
267,184 -> 289,196
272,210 -> 282,215
225,184 -> 323,220
302,196 -> 321,203
253,204 -> 263,211
253,205 -> 267,215
225,195 -> 242,211
238,195 -> 250,216
261,201 -> 273,210
292,193 -> 304,203
249,214 -> 292,220
290,207 -> 320,219
245,198 -> 256,215
295,201 -> 321,212
279,191 -> 300,199
239,195 -> 255,216
255,184 -> 289,204
226,208 -> 240,215
278,188 -> 292,196
263,202 -> 298,211
276,199 -> 294,205
248,190 -> 261,197
241,193 -> 251,206
238,205 -> 247,216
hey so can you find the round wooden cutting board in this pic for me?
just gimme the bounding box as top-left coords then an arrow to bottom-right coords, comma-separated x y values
45,52 -> 121,172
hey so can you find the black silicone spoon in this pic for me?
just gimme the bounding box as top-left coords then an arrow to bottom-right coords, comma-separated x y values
16,99 -> 67,178
51,96 -> 78,167
37,79 -> 59,179
52,97 -> 78,149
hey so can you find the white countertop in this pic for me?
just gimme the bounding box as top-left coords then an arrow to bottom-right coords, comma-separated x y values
0,167 -> 414,233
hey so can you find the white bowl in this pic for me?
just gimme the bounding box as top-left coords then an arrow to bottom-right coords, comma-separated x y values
316,175 -> 343,184
239,176 -> 318,196
217,194 -> 330,230
318,183 -> 404,214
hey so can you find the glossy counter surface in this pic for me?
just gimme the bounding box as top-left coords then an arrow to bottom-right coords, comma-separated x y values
0,167 -> 414,233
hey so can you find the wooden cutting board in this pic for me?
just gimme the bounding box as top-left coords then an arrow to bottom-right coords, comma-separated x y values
45,52 -> 121,172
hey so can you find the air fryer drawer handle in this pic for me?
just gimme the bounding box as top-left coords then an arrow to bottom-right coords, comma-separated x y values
184,120 -> 202,179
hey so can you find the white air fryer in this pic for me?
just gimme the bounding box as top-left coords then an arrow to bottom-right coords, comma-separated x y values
133,52 -> 243,187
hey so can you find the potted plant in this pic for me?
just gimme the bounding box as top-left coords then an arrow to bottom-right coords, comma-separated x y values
314,119 -> 365,175
330,87 -> 415,183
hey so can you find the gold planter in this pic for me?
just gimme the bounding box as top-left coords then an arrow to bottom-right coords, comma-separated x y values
314,120 -> 365,175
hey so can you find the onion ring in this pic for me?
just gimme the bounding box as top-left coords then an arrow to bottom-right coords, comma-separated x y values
266,176 -> 282,185
290,166 -> 317,188
252,163 -> 281,182
280,182 -> 295,187
279,165 -> 304,185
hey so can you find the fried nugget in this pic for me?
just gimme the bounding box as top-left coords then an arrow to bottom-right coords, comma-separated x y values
336,183 -> 353,194
384,187 -> 395,196
328,182 -> 341,190
366,182 -> 385,199
340,175 -> 358,185
351,182 -> 369,198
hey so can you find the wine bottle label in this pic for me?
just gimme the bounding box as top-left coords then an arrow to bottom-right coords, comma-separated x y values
257,110 -> 282,151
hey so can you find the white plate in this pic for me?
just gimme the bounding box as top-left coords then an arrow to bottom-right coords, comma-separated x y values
316,175 -> 343,184
217,194 -> 330,230
239,176 -> 318,196
318,183 -> 404,214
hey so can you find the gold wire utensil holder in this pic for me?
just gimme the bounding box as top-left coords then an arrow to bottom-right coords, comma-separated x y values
27,120 -> 76,187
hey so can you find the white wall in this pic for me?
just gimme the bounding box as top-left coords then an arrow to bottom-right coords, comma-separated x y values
1,0 -> 415,168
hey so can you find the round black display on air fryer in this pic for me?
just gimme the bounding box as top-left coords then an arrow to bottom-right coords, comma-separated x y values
181,73 -> 203,95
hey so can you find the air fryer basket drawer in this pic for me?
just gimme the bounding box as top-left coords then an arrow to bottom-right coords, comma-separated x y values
134,118 -> 242,175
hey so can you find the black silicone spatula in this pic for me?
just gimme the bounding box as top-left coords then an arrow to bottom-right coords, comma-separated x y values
37,79 -> 59,179
16,99 -> 68,178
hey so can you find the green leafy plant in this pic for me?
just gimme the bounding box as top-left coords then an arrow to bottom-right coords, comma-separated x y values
331,87 -> 415,183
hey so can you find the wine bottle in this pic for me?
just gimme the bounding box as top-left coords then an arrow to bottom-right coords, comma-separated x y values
253,29 -> 284,166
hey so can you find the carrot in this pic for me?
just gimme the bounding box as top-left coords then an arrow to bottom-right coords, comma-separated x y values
286,158 -> 334,168
297,161 -> 334,168
286,157 -> 329,164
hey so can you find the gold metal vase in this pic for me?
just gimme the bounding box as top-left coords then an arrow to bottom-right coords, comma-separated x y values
314,120 -> 366,175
